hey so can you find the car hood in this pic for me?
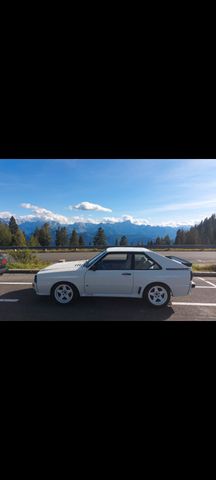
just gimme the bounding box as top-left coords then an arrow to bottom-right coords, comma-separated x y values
39,260 -> 86,273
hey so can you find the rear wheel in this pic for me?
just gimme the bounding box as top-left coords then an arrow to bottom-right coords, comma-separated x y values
51,282 -> 79,305
144,283 -> 171,308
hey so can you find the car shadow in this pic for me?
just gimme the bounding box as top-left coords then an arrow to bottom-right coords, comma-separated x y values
0,288 -> 175,321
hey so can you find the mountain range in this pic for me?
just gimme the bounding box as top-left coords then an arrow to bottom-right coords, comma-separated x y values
0,217 -> 191,245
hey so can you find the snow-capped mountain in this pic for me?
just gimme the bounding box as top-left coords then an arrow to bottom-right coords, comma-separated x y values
0,215 -> 191,244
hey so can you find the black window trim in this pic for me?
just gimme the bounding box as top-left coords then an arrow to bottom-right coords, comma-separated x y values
88,251 -> 163,271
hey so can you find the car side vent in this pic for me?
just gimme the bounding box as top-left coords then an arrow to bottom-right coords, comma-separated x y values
138,287 -> 142,295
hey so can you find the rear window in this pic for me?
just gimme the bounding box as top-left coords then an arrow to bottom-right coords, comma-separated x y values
134,253 -> 160,270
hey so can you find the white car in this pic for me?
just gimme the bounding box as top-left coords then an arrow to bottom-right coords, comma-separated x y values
33,247 -> 195,308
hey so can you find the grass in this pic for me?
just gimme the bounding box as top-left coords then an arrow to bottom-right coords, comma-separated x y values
8,261 -> 51,270
192,264 -> 216,272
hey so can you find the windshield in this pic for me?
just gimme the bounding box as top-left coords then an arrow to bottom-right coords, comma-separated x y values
84,251 -> 106,268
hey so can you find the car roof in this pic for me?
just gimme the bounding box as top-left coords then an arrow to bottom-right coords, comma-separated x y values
106,247 -> 150,253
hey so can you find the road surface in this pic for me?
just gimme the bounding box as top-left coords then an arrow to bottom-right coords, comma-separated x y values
1,274 -> 216,321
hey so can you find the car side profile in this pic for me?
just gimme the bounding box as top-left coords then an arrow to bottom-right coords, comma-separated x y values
33,247 -> 195,308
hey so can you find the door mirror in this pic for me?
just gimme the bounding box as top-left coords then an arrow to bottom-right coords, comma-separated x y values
90,264 -> 97,271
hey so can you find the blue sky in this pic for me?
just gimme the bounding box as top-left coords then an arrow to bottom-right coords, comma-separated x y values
0,159 -> 216,226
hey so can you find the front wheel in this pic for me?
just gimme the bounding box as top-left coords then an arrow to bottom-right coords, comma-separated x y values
51,282 -> 79,305
144,283 -> 171,308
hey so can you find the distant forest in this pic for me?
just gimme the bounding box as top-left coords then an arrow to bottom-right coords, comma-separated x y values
1,214 -> 216,246
175,214 -> 216,245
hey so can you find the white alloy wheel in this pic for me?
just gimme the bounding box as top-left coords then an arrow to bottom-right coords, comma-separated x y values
54,283 -> 74,304
146,285 -> 170,307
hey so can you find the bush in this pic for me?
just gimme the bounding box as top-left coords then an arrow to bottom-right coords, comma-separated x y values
9,249 -> 38,265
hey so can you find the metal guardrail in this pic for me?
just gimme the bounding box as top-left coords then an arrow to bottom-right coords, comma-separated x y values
1,245 -> 216,251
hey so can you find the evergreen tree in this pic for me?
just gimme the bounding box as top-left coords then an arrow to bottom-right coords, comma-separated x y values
9,216 -> 19,236
120,235 -> 128,246
13,229 -> 27,246
164,235 -> 171,245
115,239 -> 119,246
28,234 -> 40,247
56,227 -> 68,247
79,235 -> 85,247
69,229 -> 79,247
155,237 -> 161,246
93,227 -> 107,246
0,222 -> 12,246
38,223 -> 51,247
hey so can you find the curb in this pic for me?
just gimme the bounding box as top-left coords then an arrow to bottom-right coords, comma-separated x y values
7,269 -> 39,274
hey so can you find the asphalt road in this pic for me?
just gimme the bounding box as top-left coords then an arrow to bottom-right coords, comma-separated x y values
33,251 -> 216,265
1,274 -> 216,321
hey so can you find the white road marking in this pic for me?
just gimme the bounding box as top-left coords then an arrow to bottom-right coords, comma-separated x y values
198,277 -> 216,288
195,286 -> 216,288
0,282 -> 32,285
0,299 -> 19,302
173,302 -> 216,307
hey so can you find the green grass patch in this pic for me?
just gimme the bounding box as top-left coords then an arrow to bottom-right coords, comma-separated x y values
8,261 -> 51,270
192,264 -> 216,272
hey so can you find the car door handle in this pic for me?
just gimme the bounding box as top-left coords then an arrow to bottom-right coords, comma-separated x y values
121,273 -> 132,276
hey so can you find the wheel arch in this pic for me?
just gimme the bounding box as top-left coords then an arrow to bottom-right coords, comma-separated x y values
142,281 -> 173,298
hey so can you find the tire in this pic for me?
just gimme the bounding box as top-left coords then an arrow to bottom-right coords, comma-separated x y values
51,282 -> 79,305
144,283 -> 171,308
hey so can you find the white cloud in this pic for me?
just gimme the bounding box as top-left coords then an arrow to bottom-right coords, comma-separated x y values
20,203 -> 70,224
0,211 -> 15,219
70,202 -> 112,213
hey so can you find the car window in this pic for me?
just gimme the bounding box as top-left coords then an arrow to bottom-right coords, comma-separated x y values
134,253 -> 160,270
96,253 -> 132,271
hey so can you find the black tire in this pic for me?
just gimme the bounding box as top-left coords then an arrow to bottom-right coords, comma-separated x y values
144,283 -> 171,308
51,282 -> 79,305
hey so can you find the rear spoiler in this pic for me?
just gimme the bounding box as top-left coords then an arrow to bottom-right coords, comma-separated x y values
165,256 -> 192,268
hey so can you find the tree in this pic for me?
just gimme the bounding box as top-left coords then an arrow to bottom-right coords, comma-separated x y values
9,216 -> 19,236
119,235 -> 128,246
69,229 -> 79,247
38,223 -> 51,247
164,235 -> 171,245
93,227 -> 107,247
0,222 -> 12,246
28,234 -> 40,247
79,235 -> 85,247
56,227 -> 68,247
12,229 -> 27,246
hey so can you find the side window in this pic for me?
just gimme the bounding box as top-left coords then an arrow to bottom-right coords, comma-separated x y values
96,253 -> 132,270
134,254 -> 160,270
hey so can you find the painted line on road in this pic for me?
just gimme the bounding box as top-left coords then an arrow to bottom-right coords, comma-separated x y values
173,302 -> 216,307
0,282 -> 32,285
198,277 -> 216,288
0,299 -> 19,302
195,286 -> 216,289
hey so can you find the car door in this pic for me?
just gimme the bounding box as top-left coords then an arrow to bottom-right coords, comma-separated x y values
84,253 -> 134,296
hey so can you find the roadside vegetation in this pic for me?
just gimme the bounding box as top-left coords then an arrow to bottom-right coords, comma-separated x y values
7,250 -> 50,270
192,264 -> 216,272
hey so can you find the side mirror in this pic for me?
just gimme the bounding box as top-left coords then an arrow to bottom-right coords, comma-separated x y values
90,264 -> 97,271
